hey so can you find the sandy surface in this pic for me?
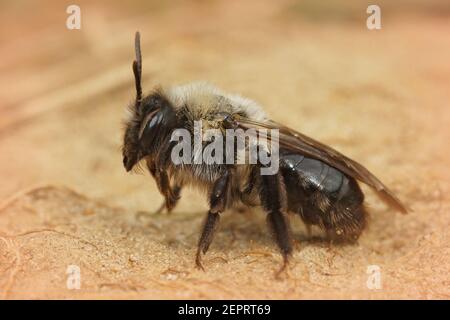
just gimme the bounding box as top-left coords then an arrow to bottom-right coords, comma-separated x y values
0,0 -> 449,299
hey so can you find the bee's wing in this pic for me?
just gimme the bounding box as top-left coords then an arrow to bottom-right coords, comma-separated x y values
233,117 -> 409,213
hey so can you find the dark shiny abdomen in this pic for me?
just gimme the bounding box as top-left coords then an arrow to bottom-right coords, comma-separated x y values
280,152 -> 366,240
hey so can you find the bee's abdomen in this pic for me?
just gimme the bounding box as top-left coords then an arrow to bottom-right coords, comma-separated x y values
280,153 -> 366,240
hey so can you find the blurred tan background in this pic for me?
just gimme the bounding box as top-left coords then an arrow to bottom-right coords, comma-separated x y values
0,0 -> 449,299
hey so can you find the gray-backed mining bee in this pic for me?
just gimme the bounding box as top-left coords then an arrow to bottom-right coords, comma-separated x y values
122,32 -> 408,273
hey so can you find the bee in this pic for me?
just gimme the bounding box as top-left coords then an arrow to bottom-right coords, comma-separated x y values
122,32 -> 408,273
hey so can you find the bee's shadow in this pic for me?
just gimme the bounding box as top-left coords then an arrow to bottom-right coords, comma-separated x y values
148,209 -> 358,254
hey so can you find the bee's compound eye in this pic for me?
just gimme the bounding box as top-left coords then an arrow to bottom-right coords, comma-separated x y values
147,113 -> 160,130
138,108 -> 160,139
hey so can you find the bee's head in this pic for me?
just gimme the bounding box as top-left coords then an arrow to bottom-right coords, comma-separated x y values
122,32 -> 177,172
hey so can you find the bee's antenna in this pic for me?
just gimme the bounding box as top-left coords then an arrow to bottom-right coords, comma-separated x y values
132,31 -> 142,105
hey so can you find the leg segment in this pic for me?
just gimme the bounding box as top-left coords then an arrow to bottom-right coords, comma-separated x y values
154,184 -> 182,213
196,170 -> 231,270
195,211 -> 220,270
146,154 -> 182,213
259,172 -> 293,273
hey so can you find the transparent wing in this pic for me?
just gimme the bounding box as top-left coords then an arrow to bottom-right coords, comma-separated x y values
231,116 -> 408,213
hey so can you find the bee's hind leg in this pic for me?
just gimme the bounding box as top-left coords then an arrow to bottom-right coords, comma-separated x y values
259,171 -> 293,278
195,169 -> 231,270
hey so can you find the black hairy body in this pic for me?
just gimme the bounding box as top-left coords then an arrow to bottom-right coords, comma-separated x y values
280,153 -> 366,239
122,32 -> 406,273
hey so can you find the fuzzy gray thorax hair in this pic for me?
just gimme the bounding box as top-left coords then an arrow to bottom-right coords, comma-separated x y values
164,82 -> 268,132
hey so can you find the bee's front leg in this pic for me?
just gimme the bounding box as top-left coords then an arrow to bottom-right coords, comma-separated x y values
146,152 -> 182,214
153,184 -> 181,214
196,169 -> 231,271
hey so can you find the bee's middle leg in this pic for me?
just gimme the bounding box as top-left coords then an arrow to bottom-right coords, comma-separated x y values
196,169 -> 231,270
